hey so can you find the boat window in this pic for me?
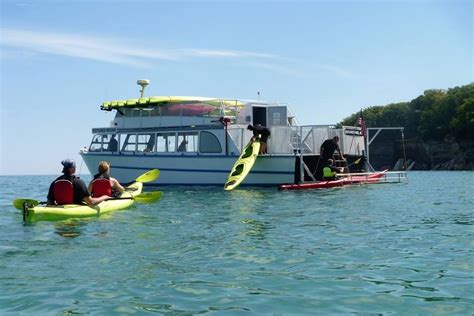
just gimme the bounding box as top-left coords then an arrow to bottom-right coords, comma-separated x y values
131,109 -> 141,117
150,107 -> 161,116
141,109 -> 151,117
156,133 -> 176,152
89,134 -> 104,152
137,133 -> 156,152
199,131 -> 222,153
177,132 -> 198,152
121,134 -> 137,152
122,109 -> 132,117
105,134 -> 119,152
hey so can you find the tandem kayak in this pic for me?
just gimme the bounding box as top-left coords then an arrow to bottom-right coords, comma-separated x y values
224,141 -> 261,191
21,182 -> 143,222
278,171 -> 387,191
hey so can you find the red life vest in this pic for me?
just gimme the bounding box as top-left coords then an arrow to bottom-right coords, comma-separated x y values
91,178 -> 112,197
53,179 -> 74,204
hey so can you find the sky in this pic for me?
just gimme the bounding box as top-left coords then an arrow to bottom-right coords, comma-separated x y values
0,0 -> 472,175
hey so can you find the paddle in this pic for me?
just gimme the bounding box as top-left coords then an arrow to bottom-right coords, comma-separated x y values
346,157 -> 362,168
13,199 -> 44,210
133,191 -> 163,203
13,169 -> 161,210
134,169 -> 160,183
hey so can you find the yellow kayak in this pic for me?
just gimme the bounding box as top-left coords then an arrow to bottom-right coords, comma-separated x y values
24,182 -> 143,222
224,141 -> 260,191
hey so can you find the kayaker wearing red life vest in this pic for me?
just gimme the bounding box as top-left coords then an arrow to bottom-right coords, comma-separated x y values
88,161 -> 124,197
47,159 -> 110,206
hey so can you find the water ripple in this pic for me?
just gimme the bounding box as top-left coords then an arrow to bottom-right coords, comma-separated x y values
0,172 -> 473,314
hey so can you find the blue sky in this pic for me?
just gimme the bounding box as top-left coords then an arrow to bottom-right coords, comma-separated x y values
1,0 -> 472,175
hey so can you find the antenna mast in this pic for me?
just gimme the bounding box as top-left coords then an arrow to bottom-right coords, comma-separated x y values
137,79 -> 150,98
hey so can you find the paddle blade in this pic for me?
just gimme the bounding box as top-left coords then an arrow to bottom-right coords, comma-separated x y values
135,169 -> 160,183
13,198 -> 41,210
134,191 -> 163,203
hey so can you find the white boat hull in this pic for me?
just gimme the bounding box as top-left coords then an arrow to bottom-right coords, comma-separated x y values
80,153 -> 295,186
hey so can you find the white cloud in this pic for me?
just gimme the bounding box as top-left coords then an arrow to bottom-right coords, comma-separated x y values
312,63 -> 352,78
0,28 -> 352,77
182,48 -> 279,59
0,28 -> 276,67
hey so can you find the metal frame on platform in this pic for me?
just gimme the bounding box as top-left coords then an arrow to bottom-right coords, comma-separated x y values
366,127 -> 406,172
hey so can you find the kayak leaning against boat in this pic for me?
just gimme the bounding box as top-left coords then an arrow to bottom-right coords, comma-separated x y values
88,161 -> 124,198
47,159 -> 111,207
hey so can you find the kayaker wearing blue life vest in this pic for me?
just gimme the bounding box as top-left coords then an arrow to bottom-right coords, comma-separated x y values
88,161 -> 124,197
323,159 -> 343,180
47,159 -> 110,206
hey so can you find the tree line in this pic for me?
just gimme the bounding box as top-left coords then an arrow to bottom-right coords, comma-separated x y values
339,83 -> 474,141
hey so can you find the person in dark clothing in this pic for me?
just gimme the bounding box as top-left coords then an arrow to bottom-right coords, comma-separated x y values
47,159 -> 110,206
320,136 -> 345,164
107,135 -> 118,152
177,139 -> 188,152
247,124 -> 271,154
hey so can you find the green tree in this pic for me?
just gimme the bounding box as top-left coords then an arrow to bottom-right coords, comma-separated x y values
339,83 -> 474,141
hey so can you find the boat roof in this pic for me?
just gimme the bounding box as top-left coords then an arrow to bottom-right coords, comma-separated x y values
101,96 -> 247,111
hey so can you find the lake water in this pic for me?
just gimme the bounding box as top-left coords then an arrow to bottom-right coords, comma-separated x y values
0,172 -> 473,315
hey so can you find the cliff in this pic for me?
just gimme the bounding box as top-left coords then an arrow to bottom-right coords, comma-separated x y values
339,83 -> 474,171
369,138 -> 474,171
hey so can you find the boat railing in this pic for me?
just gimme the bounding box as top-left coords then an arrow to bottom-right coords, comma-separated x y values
226,125 -> 366,156
266,125 -> 365,156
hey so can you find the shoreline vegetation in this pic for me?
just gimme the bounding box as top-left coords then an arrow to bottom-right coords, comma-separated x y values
340,83 -> 474,170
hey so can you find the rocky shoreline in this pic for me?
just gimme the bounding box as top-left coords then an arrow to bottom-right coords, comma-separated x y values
369,138 -> 474,171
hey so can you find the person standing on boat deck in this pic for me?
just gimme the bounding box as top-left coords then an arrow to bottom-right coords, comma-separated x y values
47,159 -> 110,206
88,161 -> 125,197
107,134 -> 118,152
320,136 -> 345,164
177,139 -> 188,152
247,124 -> 271,154
323,159 -> 343,180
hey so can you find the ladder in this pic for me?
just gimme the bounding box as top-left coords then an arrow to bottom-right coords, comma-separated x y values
334,153 -> 349,174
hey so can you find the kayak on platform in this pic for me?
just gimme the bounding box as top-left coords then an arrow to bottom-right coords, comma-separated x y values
278,170 -> 389,191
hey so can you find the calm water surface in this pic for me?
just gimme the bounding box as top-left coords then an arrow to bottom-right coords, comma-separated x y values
0,172 -> 473,315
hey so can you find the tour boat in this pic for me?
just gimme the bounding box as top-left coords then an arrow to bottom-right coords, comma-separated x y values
79,80 -> 376,187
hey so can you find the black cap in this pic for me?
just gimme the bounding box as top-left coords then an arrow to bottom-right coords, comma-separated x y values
61,159 -> 76,169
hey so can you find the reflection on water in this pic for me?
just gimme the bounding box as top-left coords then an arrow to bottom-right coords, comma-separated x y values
240,218 -> 274,240
54,221 -> 86,238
